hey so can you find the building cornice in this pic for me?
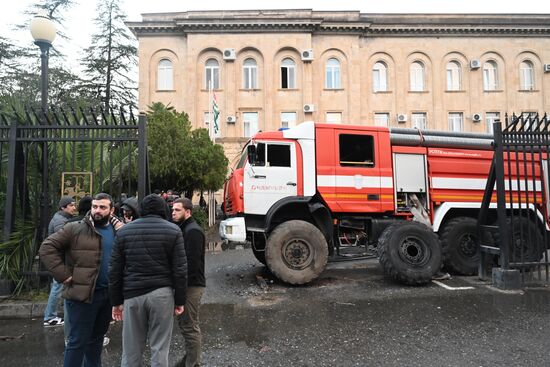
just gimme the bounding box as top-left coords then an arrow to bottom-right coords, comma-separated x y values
126,10 -> 550,37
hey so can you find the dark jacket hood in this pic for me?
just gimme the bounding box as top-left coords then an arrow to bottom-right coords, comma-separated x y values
140,194 -> 168,219
121,197 -> 140,216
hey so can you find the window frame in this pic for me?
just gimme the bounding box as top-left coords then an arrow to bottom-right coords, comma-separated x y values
280,58 -> 296,89
205,58 -> 220,89
325,58 -> 341,89
446,61 -> 461,91
483,60 -> 499,91
157,59 -> 174,91
448,112 -> 464,132
412,112 -> 427,130
374,113 -> 390,127
373,61 -> 388,92
519,60 -> 535,91
243,58 -> 258,90
410,61 -> 425,92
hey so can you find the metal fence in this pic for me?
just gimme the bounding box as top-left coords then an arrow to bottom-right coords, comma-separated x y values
479,113 -> 550,285
0,106 -> 148,283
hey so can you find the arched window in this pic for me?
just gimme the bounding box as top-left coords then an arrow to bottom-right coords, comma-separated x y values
325,58 -> 341,89
157,59 -> 173,90
520,60 -> 535,90
410,61 -> 425,91
205,58 -> 220,89
373,61 -> 388,92
243,58 -> 258,89
446,61 -> 461,91
280,58 -> 296,89
483,60 -> 498,91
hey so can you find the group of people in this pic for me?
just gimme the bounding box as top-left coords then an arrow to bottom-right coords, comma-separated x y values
39,192 -> 206,367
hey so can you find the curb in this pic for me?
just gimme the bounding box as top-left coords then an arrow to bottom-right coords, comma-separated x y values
0,302 -> 47,319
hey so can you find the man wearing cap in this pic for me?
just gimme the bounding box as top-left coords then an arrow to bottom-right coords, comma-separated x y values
43,196 -> 76,327
172,198 -> 206,367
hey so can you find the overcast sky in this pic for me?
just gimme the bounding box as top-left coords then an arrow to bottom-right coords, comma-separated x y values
3,0 -> 550,70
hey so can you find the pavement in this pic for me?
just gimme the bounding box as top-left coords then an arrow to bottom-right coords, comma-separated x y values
1,247 -> 550,366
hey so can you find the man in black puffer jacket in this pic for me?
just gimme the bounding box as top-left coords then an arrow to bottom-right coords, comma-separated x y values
109,194 -> 187,367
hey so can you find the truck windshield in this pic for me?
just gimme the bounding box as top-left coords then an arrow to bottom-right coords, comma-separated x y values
235,148 -> 248,169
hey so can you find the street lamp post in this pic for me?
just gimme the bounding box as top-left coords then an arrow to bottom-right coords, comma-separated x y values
30,13 -> 56,241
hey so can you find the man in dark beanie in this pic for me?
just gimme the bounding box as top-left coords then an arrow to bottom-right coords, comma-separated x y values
109,194 -> 187,367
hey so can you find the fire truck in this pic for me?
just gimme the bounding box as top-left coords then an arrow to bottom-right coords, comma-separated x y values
219,121 -> 543,285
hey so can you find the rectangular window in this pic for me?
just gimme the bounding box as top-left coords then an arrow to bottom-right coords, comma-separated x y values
281,112 -> 297,129
206,68 -> 220,89
448,112 -> 463,132
326,112 -> 342,124
374,113 -> 390,127
373,70 -> 388,92
281,67 -> 295,89
446,69 -> 460,91
244,67 -> 257,89
339,134 -> 375,167
412,113 -> 427,130
204,112 -> 221,138
267,144 -> 291,167
485,112 -> 500,134
243,112 -> 259,138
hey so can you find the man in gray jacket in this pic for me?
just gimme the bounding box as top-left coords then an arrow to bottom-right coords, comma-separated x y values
43,196 -> 76,327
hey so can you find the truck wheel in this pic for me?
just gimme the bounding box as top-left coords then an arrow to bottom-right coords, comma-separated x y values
378,221 -> 441,285
265,220 -> 328,285
440,217 -> 489,275
494,216 -> 544,263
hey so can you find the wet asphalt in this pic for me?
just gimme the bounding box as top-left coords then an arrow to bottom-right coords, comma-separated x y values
1,247 -> 549,367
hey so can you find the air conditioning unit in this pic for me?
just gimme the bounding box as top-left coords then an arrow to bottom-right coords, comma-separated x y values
470,59 -> 481,69
223,48 -> 236,60
226,116 -> 236,124
472,113 -> 482,122
303,104 -> 315,113
544,64 -> 550,73
301,49 -> 314,61
397,114 -> 407,123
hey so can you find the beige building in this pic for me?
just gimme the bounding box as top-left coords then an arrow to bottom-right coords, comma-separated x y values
127,10 -> 550,160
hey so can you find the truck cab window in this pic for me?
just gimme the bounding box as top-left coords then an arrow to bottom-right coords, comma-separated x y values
267,144 -> 291,167
252,143 -> 266,166
339,134 -> 375,167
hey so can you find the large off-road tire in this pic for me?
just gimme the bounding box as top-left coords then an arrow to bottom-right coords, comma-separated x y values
265,220 -> 328,285
440,217 -> 491,275
378,221 -> 442,285
494,216 -> 544,264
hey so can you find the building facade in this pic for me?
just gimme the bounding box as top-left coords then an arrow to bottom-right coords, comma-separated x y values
127,10 -> 550,160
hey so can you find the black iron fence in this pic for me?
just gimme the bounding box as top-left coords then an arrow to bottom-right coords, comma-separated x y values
479,113 -> 550,286
0,106 -> 148,286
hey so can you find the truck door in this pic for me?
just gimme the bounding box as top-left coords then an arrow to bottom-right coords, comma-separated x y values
244,141 -> 298,215
334,131 -> 383,212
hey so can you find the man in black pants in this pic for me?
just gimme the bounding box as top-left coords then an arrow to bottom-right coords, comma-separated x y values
172,198 -> 206,367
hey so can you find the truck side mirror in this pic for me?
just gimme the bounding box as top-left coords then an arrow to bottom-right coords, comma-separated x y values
247,145 -> 256,165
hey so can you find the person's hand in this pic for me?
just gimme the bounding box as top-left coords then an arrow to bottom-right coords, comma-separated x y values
63,276 -> 72,285
174,305 -> 184,316
112,305 -> 123,321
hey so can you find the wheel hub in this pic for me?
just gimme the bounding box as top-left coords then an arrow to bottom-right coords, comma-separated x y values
398,236 -> 429,266
458,234 -> 477,257
282,239 -> 313,270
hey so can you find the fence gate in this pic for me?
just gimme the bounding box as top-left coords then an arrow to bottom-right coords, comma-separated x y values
0,106 -> 148,286
479,113 -> 550,287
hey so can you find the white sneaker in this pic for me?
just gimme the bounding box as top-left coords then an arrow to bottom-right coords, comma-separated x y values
103,337 -> 110,347
43,317 -> 64,327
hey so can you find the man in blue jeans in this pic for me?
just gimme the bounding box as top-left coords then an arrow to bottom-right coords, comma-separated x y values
43,196 -> 76,327
40,193 -> 123,366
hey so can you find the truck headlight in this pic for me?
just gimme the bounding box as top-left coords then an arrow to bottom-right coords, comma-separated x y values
226,226 -> 233,235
